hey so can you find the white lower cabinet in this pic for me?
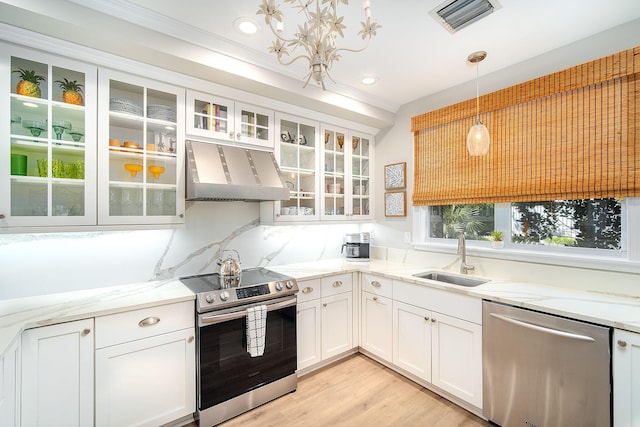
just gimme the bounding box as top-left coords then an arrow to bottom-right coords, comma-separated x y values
0,337 -> 20,427
297,298 -> 322,370
392,280 -> 483,409
361,292 -> 393,362
296,274 -> 355,371
21,319 -> 94,427
393,300 -> 431,381
321,291 -> 353,359
95,301 -> 195,427
613,328 -> 640,427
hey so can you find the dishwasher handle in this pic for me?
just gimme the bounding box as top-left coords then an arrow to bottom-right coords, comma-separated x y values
489,312 -> 595,342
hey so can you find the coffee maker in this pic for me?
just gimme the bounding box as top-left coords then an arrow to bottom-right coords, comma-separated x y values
341,232 -> 370,262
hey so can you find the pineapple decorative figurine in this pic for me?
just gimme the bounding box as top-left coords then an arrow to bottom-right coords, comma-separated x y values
55,78 -> 84,105
13,68 -> 45,98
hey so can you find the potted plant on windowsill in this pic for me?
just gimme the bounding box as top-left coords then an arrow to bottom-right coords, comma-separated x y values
490,230 -> 504,249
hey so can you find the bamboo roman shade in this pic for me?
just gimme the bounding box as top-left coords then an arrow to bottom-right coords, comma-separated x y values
411,47 -> 640,206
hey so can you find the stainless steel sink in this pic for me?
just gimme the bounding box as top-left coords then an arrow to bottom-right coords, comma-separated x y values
413,271 -> 489,287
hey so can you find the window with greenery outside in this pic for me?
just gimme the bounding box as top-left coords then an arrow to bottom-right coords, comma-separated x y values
511,198 -> 621,250
429,204 -> 495,240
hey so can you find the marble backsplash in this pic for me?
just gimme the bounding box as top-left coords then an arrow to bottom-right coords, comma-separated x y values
0,202 -> 362,300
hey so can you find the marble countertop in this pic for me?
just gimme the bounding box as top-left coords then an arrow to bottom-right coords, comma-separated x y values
2,258 -> 640,356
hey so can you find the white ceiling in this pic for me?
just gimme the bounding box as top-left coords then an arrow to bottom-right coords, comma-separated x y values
2,0 -> 640,127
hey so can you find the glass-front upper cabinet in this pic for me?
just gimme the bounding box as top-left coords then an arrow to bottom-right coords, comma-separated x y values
98,69 -> 184,225
1,45 -> 97,228
186,90 -> 273,149
349,132 -> 372,219
273,112 -> 318,221
321,125 -> 347,220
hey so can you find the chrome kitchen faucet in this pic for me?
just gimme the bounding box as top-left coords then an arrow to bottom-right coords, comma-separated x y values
458,234 -> 475,274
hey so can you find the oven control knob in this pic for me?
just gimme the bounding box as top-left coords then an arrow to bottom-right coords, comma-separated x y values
205,294 -> 214,304
220,291 -> 230,301
285,280 -> 294,290
275,282 -> 283,291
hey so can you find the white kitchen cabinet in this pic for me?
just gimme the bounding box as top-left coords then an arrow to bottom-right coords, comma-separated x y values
361,291 -> 392,362
0,337 -> 20,427
431,311 -> 482,408
296,278 -> 322,370
21,318 -> 94,427
98,68 -> 185,225
614,328 -> 640,427
186,90 -> 274,149
1,43 -> 97,228
392,280 -> 483,408
95,301 -> 195,427
393,300 -> 431,381
320,125 -> 373,220
321,292 -> 353,359
321,273 -> 354,359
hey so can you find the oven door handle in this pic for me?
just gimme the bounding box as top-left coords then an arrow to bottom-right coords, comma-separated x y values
200,297 -> 297,325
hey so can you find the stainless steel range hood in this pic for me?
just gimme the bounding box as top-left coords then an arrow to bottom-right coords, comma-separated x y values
186,140 -> 290,202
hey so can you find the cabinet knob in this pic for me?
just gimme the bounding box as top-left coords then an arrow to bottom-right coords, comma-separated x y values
371,281 -> 382,288
332,281 -> 342,288
373,296 -> 378,301
424,317 -> 430,321
229,131 -> 234,139
431,318 -> 436,323
618,339 -> 628,348
323,303 -> 327,307
0,214 -> 5,219
138,316 -> 161,327
179,213 -> 184,218
81,328 -> 91,336
188,336 -> 195,343
236,132 -> 241,140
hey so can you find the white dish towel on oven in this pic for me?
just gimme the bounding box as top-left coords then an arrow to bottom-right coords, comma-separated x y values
246,305 -> 267,357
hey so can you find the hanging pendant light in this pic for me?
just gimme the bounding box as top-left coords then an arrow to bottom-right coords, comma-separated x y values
467,51 -> 490,156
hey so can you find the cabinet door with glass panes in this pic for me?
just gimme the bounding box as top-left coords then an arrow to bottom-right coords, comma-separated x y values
186,91 -> 273,149
348,131 -> 372,219
1,45 -> 97,228
321,125 -> 347,220
97,69 -> 184,225
274,113 -> 319,221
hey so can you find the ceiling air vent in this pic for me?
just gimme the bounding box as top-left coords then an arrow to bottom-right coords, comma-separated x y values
429,0 -> 502,33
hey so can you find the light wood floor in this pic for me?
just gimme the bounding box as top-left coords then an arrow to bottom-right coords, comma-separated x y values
188,354 -> 492,427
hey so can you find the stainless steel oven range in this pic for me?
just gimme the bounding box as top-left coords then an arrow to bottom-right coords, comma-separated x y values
180,268 -> 299,426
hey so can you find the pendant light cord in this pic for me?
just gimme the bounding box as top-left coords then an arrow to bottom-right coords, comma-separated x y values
475,61 -> 480,123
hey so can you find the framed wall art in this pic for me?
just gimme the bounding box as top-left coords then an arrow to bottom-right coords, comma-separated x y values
384,191 -> 406,217
384,162 -> 406,190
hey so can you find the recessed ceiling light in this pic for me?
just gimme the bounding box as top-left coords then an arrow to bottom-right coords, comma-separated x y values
234,17 -> 258,35
361,76 -> 379,85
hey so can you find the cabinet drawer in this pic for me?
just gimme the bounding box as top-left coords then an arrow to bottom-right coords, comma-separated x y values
95,300 -> 194,348
393,280 -> 481,324
321,273 -> 352,297
297,278 -> 321,303
361,273 -> 392,298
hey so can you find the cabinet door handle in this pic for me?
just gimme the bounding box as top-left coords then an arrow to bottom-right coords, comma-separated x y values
373,296 -> 378,301
81,328 -> 91,336
424,317 -> 430,322
302,287 -> 314,294
431,318 -> 436,323
323,303 -> 328,307
188,336 -> 195,343
618,339 -> 628,348
332,281 -> 343,288
371,281 -> 382,288
229,131 -> 234,139
0,214 -> 5,219
138,316 -> 161,327
236,132 -> 241,140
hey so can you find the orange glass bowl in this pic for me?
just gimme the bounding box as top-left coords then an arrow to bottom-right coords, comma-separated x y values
148,165 -> 165,179
124,163 -> 143,177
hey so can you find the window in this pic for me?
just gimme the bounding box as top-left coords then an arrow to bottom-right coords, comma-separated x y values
426,198 -> 623,251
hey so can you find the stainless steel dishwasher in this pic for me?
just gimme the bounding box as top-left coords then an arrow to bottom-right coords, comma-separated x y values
483,301 -> 611,427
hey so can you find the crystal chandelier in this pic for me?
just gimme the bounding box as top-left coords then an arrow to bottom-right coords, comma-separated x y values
466,51 -> 490,156
257,0 -> 381,90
